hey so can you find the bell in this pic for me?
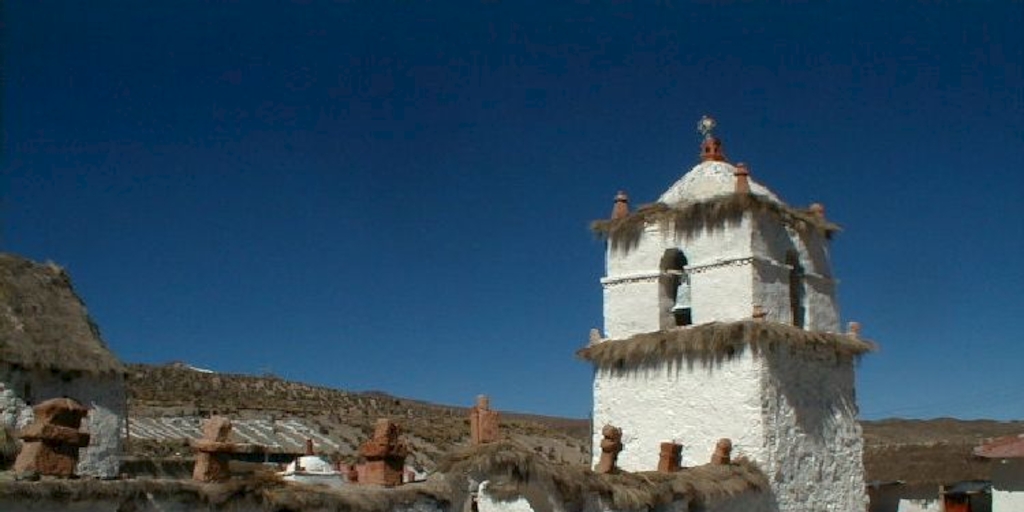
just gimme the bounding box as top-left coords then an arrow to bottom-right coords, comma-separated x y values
671,280 -> 691,312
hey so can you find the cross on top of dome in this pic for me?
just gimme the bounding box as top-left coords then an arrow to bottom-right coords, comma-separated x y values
697,115 -> 717,140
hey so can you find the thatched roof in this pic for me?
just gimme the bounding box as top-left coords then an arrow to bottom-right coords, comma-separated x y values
591,194 -> 840,251
864,443 -> 992,487
0,254 -> 123,375
578,321 -> 875,370
438,440 -> 768,511
0,473 -> 451,512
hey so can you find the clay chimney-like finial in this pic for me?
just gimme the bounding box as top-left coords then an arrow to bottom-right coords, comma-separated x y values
305,438 -> 314,455
697,115 -> 725,162
752,305 -> 767,321
611,190 -> 630,220
734,162 -> 750,195
809,203 -> 826,219
848,321 -> 862,338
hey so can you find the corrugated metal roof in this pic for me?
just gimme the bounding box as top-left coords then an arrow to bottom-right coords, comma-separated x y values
974,433 -> 1024,459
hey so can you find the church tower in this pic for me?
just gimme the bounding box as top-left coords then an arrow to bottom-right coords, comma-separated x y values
581,116 -> 872,512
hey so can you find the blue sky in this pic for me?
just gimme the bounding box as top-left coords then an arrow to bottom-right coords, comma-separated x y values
4,1 -> 1022,420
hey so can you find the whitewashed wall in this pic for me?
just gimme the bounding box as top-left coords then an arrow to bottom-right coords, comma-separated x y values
591,347 -> 865,512
604,211 -> 839,340
603,217 -> 758,339
896,498 -> 942,512
993,458 -> 1024,512
592,350 -> 766,471
760,348 -> 866,512
0,364 -> 125,477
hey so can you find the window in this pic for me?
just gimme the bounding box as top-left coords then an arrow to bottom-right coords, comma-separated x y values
786,251 -> 805,328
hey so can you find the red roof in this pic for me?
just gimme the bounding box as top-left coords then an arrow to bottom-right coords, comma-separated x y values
974,434 -> 1024,459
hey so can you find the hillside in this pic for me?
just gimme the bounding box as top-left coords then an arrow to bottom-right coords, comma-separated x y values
126,363 -> 590,470
126,363 -> 1022,484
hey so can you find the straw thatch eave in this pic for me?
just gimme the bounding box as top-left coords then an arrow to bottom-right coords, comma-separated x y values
578,321 -> 874,370
438,440 -> 768,511
590,193 -> 840,251
0,253 -> 124,375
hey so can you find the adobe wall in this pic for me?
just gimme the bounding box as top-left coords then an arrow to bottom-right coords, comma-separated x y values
591,350 -> 766,471
760,347 -> 866,512
602,218 -> 756,339
0,364 -> 125,477
591,346 -> 867,512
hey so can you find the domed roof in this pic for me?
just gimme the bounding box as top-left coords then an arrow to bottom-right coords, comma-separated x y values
658,160 -> 782,206
285,455 -> 336,474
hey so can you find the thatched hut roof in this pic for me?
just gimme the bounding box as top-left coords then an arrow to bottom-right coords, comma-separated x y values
578,321 -> 874,370
438,440 -> 768,511
0,474 -> 451,512
0,253 -> 123,375
591,194 -> 840,251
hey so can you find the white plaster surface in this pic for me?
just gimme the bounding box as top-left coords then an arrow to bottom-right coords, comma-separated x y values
591,348 -> 865,512
592,350 -> 766,471
896,498 -> 942,512
658,161 -> 781,205
760,348 -> 866,512
478,482 -> 538,512
992,458 -> 1024,512
603,208 -> 839,340
0,365 -> 125,478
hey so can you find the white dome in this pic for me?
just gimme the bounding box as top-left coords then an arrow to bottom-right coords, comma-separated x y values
285,455 -> 335,474
658,161 -> 782,205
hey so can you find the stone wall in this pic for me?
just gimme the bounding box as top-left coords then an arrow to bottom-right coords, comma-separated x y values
0,364 -> 125,477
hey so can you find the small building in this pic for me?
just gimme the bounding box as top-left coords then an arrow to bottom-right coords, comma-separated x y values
865,442 -> 994,512
581,117 -> 872,512
0,253 -> 126,477
975,433 -> 1024,511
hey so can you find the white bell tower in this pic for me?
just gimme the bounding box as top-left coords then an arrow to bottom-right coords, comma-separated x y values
582,116 -> 871,512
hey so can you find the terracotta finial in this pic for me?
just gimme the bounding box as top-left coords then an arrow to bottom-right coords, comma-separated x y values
848,321 -> 862,338
734,162 -> 751,195
658,442 -> 683,473
305,438 -> 314,456
809,203 -> 826,219
711,438 -> 732,465
470,396 -> 500,445
596,425 -> 623,474
697,115 -> 726,162
611,191 -> 630,220
13,398 -> 90,479
752,305 -> 767,321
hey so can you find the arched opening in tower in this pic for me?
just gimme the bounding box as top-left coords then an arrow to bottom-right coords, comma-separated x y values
786,251 -> 806,328
660,249 -> 691,328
